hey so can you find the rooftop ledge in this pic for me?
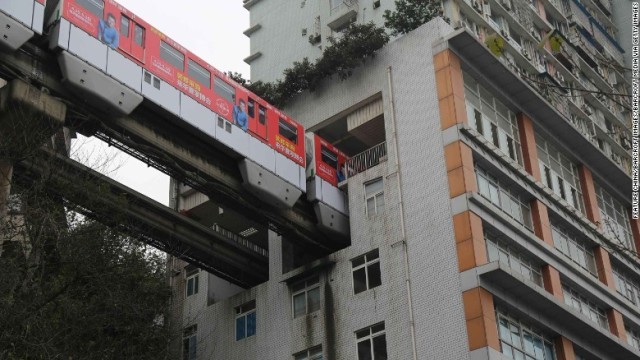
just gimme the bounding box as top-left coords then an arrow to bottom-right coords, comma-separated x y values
442,29 -> 630,198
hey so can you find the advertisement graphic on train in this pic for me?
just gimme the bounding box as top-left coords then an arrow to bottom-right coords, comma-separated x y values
62,0 -> 305,166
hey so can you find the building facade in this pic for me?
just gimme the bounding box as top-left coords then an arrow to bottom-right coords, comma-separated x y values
170,1 -> 638,359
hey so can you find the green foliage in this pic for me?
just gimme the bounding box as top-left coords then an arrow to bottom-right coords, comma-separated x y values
0,182 -> 173,360
383,0 -> 445,36
234,22 -> 389,107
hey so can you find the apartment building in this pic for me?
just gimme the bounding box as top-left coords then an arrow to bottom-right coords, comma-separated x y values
170,1 -> 638,359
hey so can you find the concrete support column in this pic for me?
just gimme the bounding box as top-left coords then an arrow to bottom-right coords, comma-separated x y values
607,309 -> 627,342
444,141 -> 477,198
0,159 -> 13,219
594,246 -> 615,290
578,165 -> 601,228
531,200 -> 554,246
434,49 -> 468,130
554,336 -> 576,360
462,287 -> 500,351
516,113 -> 541,181
542,265 -> 564,301
453,211 -> 487,272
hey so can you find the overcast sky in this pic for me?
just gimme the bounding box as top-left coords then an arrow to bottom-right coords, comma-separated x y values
72,1 -> 249,206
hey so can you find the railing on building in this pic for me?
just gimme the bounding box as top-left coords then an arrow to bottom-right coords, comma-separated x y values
345,141 -> 387,179
212,224 -> 268,257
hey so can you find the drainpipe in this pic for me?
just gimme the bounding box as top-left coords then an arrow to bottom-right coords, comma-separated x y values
387,66 -> 418,360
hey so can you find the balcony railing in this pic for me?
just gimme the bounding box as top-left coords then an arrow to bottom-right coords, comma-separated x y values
212,224 -> 268,257
345,141 -> 387,179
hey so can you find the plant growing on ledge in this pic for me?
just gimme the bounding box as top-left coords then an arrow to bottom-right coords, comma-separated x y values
383,0 -> 448,36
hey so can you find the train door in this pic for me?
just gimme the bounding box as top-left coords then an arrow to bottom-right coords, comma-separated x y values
255,103 -> 268,140
119,14 -> 145,62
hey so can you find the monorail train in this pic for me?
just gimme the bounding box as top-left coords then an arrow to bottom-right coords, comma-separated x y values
0,0 -> 350,236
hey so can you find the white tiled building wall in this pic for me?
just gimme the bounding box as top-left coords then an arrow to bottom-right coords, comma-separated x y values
182,19 -> 471,359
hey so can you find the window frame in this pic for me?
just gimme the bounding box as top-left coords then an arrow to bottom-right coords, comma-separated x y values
76,0 -> 104,18
279,118 -> 299,145
293,345 -> 323,360
550,223 -> 598,277
182,325 -> 197,360
185,267 -> 199,298
235,300 -> 256,341
214,76 -> 236,105
355,322 -> 387,360
364,178 -> 384,216
496,308 -> 556,360
351,249 -> 382,295
188,59 -> 211,89
291,275 -> 321,318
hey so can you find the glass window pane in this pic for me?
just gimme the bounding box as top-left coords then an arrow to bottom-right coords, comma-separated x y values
368,262 -> 382,289
353,268 -> 367,294
235,316 -> 245,340
293,293 -> 306,317
160,41 -> 184,69
120,16 -> 130,37
365,179 -> 383,195
214,77 -> 236,104
188,59 -> 211,88
372,334 -> 388,360
246,312 -> 256,337
308,287 -> 321,313
357,339 -> 372,360
134,24 -> 144,46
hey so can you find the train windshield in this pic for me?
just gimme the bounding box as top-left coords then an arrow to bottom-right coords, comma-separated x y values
320,145 -> 338,168
278,118 -> 298,144
76,0 -> 104,17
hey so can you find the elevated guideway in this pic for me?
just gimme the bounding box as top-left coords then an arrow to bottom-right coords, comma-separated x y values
0,41 -> 349,287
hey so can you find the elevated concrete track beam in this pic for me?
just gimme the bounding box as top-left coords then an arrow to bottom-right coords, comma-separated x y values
15,149 -> 269,288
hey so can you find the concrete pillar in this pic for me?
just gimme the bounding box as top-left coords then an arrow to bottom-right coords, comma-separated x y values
0,79 -> 66,219
517,113 -> 541,181
531,200 -> 554,246
578,165 -> 601,228
542,265 -> 564,301
554,336 -> 576,360
462,287 -> 500,352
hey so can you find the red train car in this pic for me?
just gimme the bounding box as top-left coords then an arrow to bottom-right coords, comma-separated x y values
57,0 -> 305,167
308,134 -> 349,187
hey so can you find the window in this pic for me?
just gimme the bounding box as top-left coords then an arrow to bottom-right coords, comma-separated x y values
352,249 -> 381,294
182,325 -> 197,360
160,41 -> 184,69
550,223 -> 597,276
536,136 -> 584,213
485,232 -> 543,286
627,325 -> 640,351
320,145 -> 338,168
185,266 -> 199,297
294,345 -> 323,360
279,118 -> 298,144
258,105 -> 266,124
496,309 -> 556,360
292,276 -> 321,318
120,16 -> 130,37
613,267 -> 640,306
595,183 -> 634,251
188,59 -> 211,88
356,322 -> 387,360
364,178 -> 384,216
464,72 -> 522,164
475,166 -> 533,229
235,300 -> 256,340
562,285 -> 608,330
76,0 -> 104,18
247,98 -> 255,118
134,24 -> 144,46
214,76 -> 236,104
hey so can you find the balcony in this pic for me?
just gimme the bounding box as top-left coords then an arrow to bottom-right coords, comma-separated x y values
345,141 -> 387,179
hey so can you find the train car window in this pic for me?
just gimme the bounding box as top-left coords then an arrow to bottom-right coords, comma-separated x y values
278,118 -> 298,144
258,105 -> 266,125
120,16 -> 130,37
188,59 -> 211,88
247,98 -> 255,118
320,145 -> 338,168
160,40 -> 183,69
134,24 -> 145,46
214,77 -> 235,104
76,0 -> 104,18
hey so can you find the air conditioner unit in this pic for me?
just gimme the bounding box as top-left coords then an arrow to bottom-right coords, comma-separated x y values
501,0 -> 511,10
622,137 -> 632,150
531,29 -> 540,41
556,72 -> 564,83
522,48 -> 531,60
473,0 -> 482,12
582,104 -> 592,115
